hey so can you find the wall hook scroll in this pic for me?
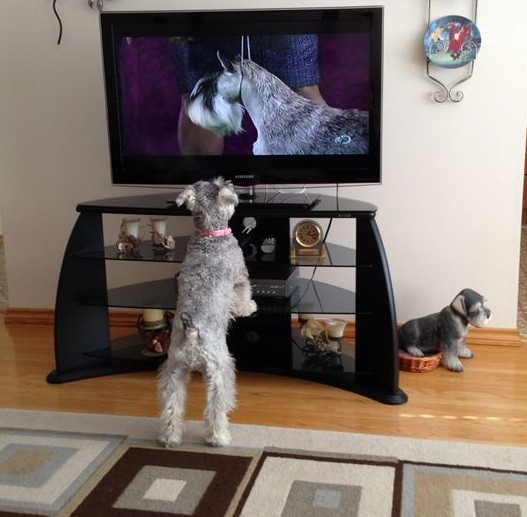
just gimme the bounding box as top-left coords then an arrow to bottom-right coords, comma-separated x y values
426,60 -> 474,103
424,0 -> 481,103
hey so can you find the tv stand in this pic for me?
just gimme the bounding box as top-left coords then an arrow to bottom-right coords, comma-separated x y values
48,193 -> 407,405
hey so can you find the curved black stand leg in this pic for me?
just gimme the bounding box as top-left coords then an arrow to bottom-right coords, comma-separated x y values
355,217 -> 407,404
48,212 -> 112,383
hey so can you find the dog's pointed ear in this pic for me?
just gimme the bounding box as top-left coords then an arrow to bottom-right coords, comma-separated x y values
217,51 -> 236,74
215,178 -> 239,207
450,292 -> 467,317
175,185 -> 197,211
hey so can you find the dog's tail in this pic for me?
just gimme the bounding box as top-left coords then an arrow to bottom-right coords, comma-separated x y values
180,311 -> 199,346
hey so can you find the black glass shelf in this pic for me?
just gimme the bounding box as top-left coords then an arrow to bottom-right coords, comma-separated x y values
83,328 -> 355,378
248,238 -> 361,266
81,278 -> 177,310
291,278 -> 356,314
234,329 -> 357,389
289,244 -> 358,267
80,277 -> 358,314
86,334 -> 167,365
78,239 -> 358,267
77,193 -> 377,218
77,237 -> 189,262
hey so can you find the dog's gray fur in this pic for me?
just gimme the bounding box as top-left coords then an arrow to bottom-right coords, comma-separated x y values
158,178 -> 257,447
187,54 -> 369,155
398,288 -> 491,372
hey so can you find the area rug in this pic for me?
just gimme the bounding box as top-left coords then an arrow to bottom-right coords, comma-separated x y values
0,410 -> 526,516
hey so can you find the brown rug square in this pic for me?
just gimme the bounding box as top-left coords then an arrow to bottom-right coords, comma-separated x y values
72,447 -> 253,517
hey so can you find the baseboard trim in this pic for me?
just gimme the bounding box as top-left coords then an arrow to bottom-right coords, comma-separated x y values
4,308 -> 523,347
296,320 -> 522,348
5,308 -> 56,325
466,326 -> 524,347
4,308 -> 140,327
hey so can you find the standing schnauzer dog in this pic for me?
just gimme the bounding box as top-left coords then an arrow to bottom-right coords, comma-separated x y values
398,288 -> 491,372
187,53 -> 369,155
158,178 -> 257,447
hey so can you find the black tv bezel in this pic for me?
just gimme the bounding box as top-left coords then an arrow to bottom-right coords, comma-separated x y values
100,7 -> 383,187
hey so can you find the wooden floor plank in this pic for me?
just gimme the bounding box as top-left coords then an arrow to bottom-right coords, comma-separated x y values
2,315 -> 527,447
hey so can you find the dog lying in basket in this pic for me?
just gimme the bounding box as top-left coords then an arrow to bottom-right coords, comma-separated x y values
398,288 -> 491,372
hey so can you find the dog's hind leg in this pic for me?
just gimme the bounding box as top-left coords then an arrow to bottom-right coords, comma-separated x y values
405,345 -> 425,357
203,352 -> 236,446
398,323 -> 425,357
158,358 -> 190,447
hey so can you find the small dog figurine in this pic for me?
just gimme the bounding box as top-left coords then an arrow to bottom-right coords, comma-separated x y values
158,178 -> 257,447
398,288 -> 491,372
187,53 -> 369,155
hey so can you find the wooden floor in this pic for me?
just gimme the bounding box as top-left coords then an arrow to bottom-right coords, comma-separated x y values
2,312 -> 527,447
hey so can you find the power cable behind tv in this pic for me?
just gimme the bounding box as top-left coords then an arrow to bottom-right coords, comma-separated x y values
52,0 -> 63,45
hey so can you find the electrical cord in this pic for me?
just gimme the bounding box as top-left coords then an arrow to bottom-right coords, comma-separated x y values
52,0 -> 63,45
295,217 -> 334,313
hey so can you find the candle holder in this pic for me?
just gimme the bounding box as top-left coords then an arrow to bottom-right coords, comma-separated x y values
137,309 -> 174,356
325,317 -> 349,352
148,217 -> 176,253
300,317 -> 341,355
116,217 -> 141,254
298,317 -> 348,372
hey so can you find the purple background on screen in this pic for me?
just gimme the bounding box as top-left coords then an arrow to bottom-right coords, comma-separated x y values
119,33 -> 370,156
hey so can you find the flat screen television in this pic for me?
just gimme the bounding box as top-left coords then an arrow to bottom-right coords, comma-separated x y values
100,7 -> 383,189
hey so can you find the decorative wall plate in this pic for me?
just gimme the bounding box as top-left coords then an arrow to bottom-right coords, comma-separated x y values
424,15 -> 481,69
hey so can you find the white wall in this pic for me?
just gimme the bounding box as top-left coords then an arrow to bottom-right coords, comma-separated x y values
0,0 -> 526,328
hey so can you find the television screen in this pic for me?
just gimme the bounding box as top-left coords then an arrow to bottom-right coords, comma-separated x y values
100,8 -> 382,186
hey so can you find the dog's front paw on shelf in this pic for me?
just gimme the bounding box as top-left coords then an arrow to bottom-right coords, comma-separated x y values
236,300 -> 257,317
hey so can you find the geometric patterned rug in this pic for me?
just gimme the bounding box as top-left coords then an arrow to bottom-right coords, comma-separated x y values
240,450 -> 527,516
0,428 -> 123,516
1,409 -> 527,516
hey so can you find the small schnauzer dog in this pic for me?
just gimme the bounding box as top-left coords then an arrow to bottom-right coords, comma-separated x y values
398,288 -> 491,372
158,178 -> 257,447
187,53 -> 369,155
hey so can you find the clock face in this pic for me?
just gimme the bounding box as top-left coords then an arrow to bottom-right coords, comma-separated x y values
295,221 -> 322,248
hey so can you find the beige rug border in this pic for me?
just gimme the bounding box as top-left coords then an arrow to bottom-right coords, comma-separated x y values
1,408 -> 525,472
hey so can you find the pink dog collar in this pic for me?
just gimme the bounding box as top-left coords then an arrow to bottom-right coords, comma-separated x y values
197,227 -> 232,238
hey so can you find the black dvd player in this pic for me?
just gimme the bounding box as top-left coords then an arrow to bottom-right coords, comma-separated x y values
249,265 -> 299,299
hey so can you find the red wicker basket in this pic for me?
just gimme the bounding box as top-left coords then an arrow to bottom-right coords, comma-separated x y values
399,351 -> 442,373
